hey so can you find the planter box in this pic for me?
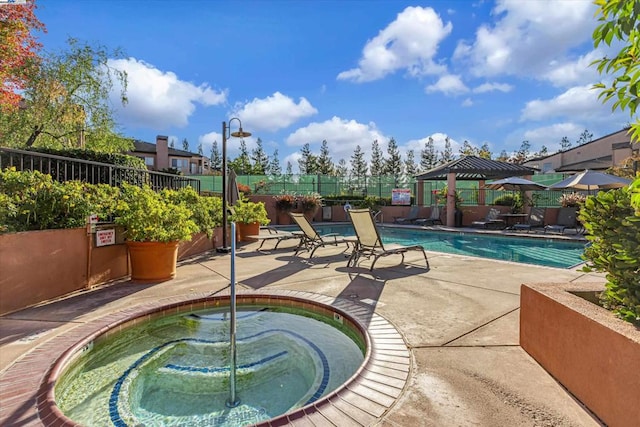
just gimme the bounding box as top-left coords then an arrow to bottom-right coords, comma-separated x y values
520,282 -> 640,427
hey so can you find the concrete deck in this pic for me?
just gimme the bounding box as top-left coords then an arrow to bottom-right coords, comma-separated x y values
0,236 -> 607,426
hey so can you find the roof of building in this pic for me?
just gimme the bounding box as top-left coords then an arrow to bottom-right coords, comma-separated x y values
132,140 -> 201,158
415,155 -> 538,180
555,155 -> 612,172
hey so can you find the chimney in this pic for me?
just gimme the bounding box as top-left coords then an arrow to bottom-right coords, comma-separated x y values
156,135 -> 169,170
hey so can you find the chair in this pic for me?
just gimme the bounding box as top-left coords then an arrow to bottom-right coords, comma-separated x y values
289,212 -> 350,257
511,207 -> 546,232
545,207 -> 578,234
348,208 -> 429,271
414,205 -> 442,226
247,226 -> 302,251
471,208 -> 506,229
393,205 -> 420,224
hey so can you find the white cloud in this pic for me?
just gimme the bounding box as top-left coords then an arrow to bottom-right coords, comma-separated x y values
522,122 -> 584,151
473,82 -> 513,93
108,58 -> 226,129
406,133 -> 460,154
462,98 -> 473,107
231,92 -> 318,132
542,50 -> 602,87
337,6 -> 452,82
285,116 -> 386,165
453,0 -> 596,79
425,74 -> 469,96
520,85 -> 606,122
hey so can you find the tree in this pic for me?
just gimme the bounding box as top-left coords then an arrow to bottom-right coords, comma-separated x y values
182,138 -> 189,151
285,161 -> 293,177
267,148 -> 281,175
384,137 -> 403,176
420,136 -> 437,170
317,140 -> 335,175
1,38 -> 130,152
298,143 -> 317,174
458,140 -> 478,156
169,137 -> 176,149
404,149 -> 418,176
478,142 -> 492,159
369,139 -> 385,176
197,142 -> 203,155
336,158 -> 348,176
228,139 -> 251,174
439,136 -> 454,164
350,145 -> 368,177
210,140 -> 221,171
251,137 -> 269,174
537,145 -> 549,157
577,129 -> 593,146
560,136 -> 571,151
592,0 -> 640,142
0,0 -> 46,111
496,149 -> 509,162
510,140 -> 531,164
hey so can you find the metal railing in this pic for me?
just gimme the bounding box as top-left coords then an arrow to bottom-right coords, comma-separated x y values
0,147 -> 200,193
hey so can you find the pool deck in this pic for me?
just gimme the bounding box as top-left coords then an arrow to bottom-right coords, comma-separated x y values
0,229 -> 607,426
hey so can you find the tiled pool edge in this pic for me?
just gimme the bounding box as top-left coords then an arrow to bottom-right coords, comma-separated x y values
0,289 -> 410,427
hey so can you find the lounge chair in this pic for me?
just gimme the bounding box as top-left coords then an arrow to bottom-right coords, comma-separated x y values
247,226 -> 302,251
512,207 -> 546,232
414,205 -> 442,226
348,208 -> 429,271
289,212 -> 350,257
393,205 -> 420,224
471,208 -> 506,229
545,207 -> 579,234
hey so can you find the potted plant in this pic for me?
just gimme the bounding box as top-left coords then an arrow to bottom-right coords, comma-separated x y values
229,196 -> 270,241
273,192 -> 297,224
299,192 -> 322,221
115,183 -> 198,282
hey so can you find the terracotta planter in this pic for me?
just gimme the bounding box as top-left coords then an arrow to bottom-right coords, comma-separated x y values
126,240 -> 179,283
277,211 -> 292,225
236,222 -> 260,242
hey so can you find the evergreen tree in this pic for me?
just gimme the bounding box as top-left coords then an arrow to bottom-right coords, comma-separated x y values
182,138 -> 189,151
317,140 -> 335,175
439,136 -> 454,164
285,161 -> 293,177
384,137 -> 403,176
510,140 -> 531,164
210,140 -> 221,171
268,148 -> 281,175
478,142 -> 492,159
336,159 -> 348,176
197,142 -> 203,155
560,136 -> 571,151
420,136 -> 437,170
169,137 -> 175,149
350,145 -> 368,177
458,140 -> 478,156
229,139 -> 251,174
369,139 -> 385,176
576,129 -> 593,146
404,149 -> 418,176
251,137 -> 269,174
496,149 -> 509,162
298,143 -> 318,174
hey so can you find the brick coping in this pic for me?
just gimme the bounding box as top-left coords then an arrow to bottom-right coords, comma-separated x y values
0,289 -> 410,426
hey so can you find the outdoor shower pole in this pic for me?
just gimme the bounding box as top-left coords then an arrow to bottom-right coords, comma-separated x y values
227,221 -> 239,408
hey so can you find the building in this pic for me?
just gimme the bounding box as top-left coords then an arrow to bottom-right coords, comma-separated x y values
523,128 -> 638,173
129,135 -> 206,175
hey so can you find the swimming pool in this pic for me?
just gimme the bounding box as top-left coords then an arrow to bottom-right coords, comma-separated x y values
281,224 -> 586,269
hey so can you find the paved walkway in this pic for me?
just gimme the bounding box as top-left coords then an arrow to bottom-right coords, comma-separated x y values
0,237 -> 606,426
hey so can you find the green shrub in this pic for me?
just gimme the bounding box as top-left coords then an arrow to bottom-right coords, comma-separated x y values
580,179 -> 640,324
230,197 -> 270,225
165,186 -> 222,237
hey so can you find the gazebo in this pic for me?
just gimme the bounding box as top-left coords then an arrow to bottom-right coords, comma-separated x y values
415,156 -> 538,226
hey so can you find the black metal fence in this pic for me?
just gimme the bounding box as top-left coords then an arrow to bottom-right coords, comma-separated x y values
0,147 -> 200,193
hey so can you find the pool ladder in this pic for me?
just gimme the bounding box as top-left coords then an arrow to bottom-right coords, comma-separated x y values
372,210 -> 383,223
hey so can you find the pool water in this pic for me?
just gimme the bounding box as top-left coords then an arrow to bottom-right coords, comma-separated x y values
282,224 -> 586,268
56,306 -> 365,427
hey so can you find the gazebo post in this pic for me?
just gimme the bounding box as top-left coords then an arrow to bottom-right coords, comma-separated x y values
447,172 -> 456,227
478,179 -> 486,206
417,180 -> 424,206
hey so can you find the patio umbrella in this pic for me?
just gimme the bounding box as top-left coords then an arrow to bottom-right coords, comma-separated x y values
227,169 -> 240,206
548,169 -> 631,191
486,176 -> 547,191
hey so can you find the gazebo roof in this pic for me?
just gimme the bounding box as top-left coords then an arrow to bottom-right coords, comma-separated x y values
415,156 -> 538,180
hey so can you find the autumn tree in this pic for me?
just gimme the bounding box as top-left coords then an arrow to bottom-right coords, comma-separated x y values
1,38 -> 130,152
0,0 -> 45,111
496,149 -> 509,162
478,142 -> 492,159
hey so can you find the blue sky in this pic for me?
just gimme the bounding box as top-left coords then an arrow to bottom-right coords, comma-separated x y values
35,0 -> 633,171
